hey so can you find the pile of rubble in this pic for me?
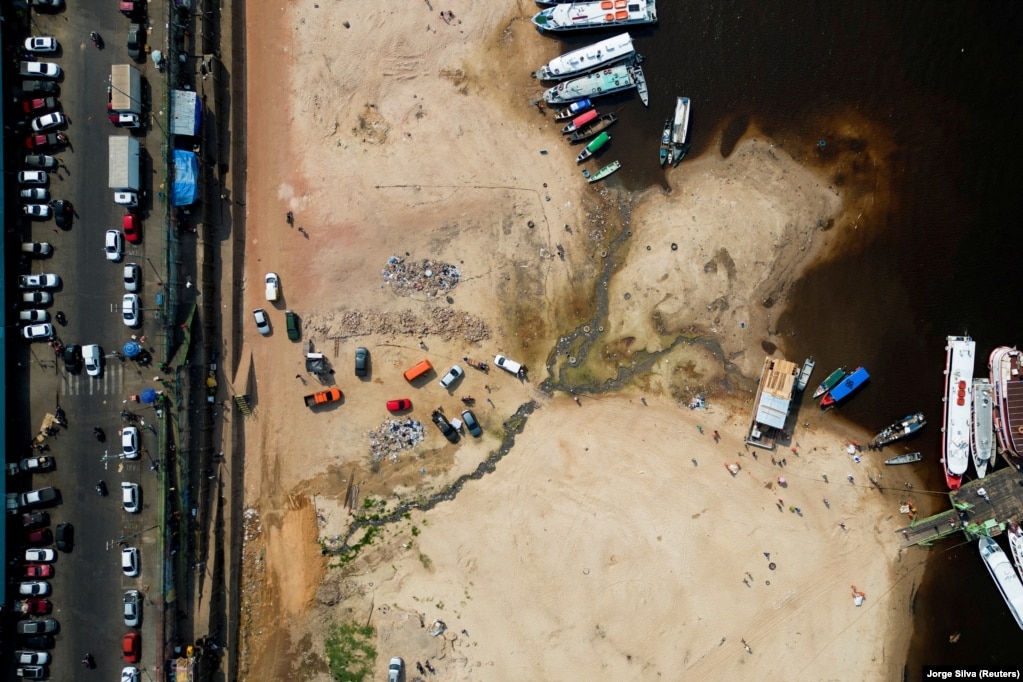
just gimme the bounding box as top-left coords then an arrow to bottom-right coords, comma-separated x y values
368,418 -> 426,463
382,256 -> 461,298
306,307 -> 491,344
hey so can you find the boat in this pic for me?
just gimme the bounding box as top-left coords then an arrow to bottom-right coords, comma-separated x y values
671,96 -> 691,146
553,99 -> 592,121
671,142 -> 691,167
576,131 -> 610,163
989,346 -> 1023,457
543,63 -> 648,106
532,0 -> 658,34
631,64 -> 649,106
568,112 -> 618,143
978,536 -> 1023,630
535,33 -> 636,81
1008,521 -> 1023,581
587,160 -> 620,184
869,412 -> 926,449
820,367 -> 869,408
884,452 -> 922,466
972,378 -> 996,478
942,335 -> 975,490
561,109 -> 598,134
795,357 -> 815,392
813,367 -> 845,399
659,118 -> 671,166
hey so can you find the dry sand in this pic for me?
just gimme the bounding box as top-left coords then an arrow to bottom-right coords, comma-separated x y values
234,2 -> 924,680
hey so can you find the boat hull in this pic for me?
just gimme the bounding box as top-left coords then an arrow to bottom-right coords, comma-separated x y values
796,357 -> 815,392
588,160 -> 620,184
972,379 -> 995,478
536,33 -> 635,81
543,64 -> 639,105
979,536 -> 1023,630
568,113 -> 617,143
813,367 -> 845,399
532,0 -> 658,33
942,336 -> 975,490
869,412 -> 926,449
884,452 -> 922,466
989,346 -> 1023,457
820,367 -> 869,407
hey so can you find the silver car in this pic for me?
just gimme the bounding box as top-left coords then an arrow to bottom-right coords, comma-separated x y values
123,590 -> 141,627
121,426 -> 140,459
21,323 -> 54,340
123,263 -> 141,292
83,344 -> 102,377
439,365 -> 465,389
121,482 -> 140,513
122,294 -> 140,327
253,308 -> 271,336
105,230 -> 124,262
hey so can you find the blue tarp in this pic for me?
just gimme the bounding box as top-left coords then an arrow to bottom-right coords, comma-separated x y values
172,150 -> 198,206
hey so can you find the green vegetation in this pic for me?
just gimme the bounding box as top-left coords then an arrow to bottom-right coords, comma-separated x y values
324,622 -> 376,682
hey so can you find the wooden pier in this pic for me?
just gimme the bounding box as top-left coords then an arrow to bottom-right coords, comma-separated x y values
896,466 -> 1023,548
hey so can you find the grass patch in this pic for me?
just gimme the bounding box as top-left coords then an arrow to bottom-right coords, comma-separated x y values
324,622 -> 377,682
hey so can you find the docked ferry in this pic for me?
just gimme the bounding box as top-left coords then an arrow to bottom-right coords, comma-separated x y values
942,335 -> 975,490
535,33 -> 636,81
972,378 -> 996,478
979,536 -> 1023,630
542,63 -> 648,106
989,346 -> 1023,458
532,0 -> 658,33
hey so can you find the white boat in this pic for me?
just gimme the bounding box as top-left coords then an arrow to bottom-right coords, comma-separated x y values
532,0 -> 658,33
796,357 -> 815,392
543,63 -> 649,106
972,378 -> 996,478
671,96 -> 691,146
1008,521 -> 1023,582
978,536 -> 1023,630
536,33 -> 636,81
941,335 -> 975,490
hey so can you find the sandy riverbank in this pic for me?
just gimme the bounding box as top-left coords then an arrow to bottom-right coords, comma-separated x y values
234,2 -> 922,680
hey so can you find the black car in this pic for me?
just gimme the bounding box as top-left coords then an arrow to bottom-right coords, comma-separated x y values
21,635 -> 54,650
62,344 -> 81,373
20,81 -> 59,96
55,523 -> 72,552
461,409 -> 482,438
52,200 -> 72,230
355,347 -> 369,377
431,410 -> 459,444
127,23 -> 142,60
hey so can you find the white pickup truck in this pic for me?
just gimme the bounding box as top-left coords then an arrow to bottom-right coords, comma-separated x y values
265,272 -> 280,302
494,354 -> 523,376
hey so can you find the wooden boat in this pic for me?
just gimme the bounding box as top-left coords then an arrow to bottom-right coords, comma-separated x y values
659,118 -> 671,167
568,112 -> 617,143
884,452 -> 922,466
553,98 -> 592,122
812,367 -> 845,399
576,132 -> 610,163
796,357 -> 815,392
588,160 -> 620,184
631,64 -> 649,106
671,142 -> 691,167
561,109 -> 598,134
869,412 -> 926,449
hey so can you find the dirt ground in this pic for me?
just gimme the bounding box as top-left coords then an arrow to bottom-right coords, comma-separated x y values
235,2 -> 921,680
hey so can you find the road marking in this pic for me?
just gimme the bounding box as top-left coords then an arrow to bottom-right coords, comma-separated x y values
63,362 -> 125,396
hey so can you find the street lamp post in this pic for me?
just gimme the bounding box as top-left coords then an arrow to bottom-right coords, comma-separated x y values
144,256 -> 165,286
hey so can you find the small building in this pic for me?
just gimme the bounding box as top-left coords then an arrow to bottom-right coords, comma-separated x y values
746,356 -> 799,450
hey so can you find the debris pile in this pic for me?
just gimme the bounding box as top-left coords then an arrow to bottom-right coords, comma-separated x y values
383,256 -> 461,298
369,418 -> 426,463
307,307 -> 491,343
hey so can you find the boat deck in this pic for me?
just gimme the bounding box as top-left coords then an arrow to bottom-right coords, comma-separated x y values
1004,353 -> 1023,454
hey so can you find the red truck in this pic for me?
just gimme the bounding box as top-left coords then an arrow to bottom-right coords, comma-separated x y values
304,387 -> 342,408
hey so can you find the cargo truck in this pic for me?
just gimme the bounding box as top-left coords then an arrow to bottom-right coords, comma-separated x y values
304,387 -> 342,407
110,64 -> 142,114
109,135 -> 140,203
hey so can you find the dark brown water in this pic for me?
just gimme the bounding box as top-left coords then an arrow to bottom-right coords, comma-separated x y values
539,0 -> 1023,672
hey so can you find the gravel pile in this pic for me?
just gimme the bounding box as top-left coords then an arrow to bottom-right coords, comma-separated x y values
382,256 -> 460,298
369,418 -> 426,463
307,307 -> 491,344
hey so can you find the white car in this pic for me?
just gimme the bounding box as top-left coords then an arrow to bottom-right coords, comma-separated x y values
24,154 -> 58,169
121,426 -> 140,459
18,581 -> 51,596
265,272 -> 280,301
388,657 -> 405,682
123,263 -> 141,292
83,344 -> 102,377
15,651 -> 51,665
122,294 -> 140,327
18,171 -> 48,185
23,204 -> 51,218
24,548 -> 56,563
123,590 -> 141,627
105,230 -> 124,261
21,61 -> 60,78
22,291 -> 52,305
19,188 -> 49,201
24,37 -> 58,53
122,666 -> 139,682
21,242 -> 52,257
121,482 -> 140,513
494,354 -> 524,376
30,111 -> 65,132
253,308 -> 271,335
114,191 -> 138,207
114,113 -> 141,129
19,310 -> 48,323
439,365 -> 465,389
121,547 -> 140,577
21,323 -> 54,340
19,274 -> 60,289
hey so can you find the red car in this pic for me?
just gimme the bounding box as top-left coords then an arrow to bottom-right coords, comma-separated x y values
25,132 -> 66,150
19,598 -> 51,614
123,213 -> 141,243
387,399 -> 412,412
122,632 -> 140,662
26,528 -> 52,545
22,97 -> 57,114
23,564 -> 54,579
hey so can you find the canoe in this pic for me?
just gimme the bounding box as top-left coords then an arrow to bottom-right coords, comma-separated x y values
588,160 -> 620,184
812,367 -> 845,399
553,99 -> 592,122
576,132 -> 610,163
659,118 -> 671,167
671,142 -> 691,167
884,452 -> 922,466
796,357 -> 815,392
561,109 -> 598,134
568,113 -> 618,143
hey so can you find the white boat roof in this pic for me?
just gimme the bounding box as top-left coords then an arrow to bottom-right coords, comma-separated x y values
980,537 -> 1023,629
944,336 -> 975,476
541,33 -> 634,78
538,0 -> 657,30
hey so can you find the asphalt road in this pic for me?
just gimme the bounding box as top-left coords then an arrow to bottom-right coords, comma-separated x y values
11,2 -> 164,679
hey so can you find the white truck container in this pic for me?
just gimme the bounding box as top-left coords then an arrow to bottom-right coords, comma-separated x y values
109,135 -> 140,193
110,64 -> 142,114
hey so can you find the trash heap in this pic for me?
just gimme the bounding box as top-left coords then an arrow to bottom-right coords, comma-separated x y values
382,256 -> 461,298
368,418 -> 426,463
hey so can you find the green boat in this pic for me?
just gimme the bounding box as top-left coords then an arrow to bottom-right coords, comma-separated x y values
812,367 -> 846,399
587,160 -> 621,184
576,132 -> 610,163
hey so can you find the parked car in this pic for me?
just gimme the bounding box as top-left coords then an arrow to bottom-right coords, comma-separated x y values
355,347 -> 369,377
24,37 -> 58,53
23,564 -> 53,579
122,294 -> 140,327
15,665 -> 47,680
18,582 -> 51,597
24,154 -> 57,169
265,272 -> 280,301
121,426 -> 140,459
83,344 -> 102,377
253,309 -> 270,335
17,598 -> 51,615
52,199 -> 73,229
18,171 -> 48,185
20,80 -> 59,96
25,132 -> 66,151
21,242 -> 52,257
387,398 -> 412,412
30,112 -> 64,132
19,188 -> 49,201
54,523 -> 72,552
22,97 -> 58,114
20,61 -> 60,78
21,292 -> 52,306
121,482 -> 140,513
21,323 -> 54,341
431,410 -> 459,444
20,457 -> 55,472
121,547 -> 139,577
461,409 -> 483,438
22,512 -> 49,528
123,263 -> 141,292
127,23 -> 143,60
388,657 -> 405,682
439,365 -> 464,389
19,488 -> 57,508
16,619 -> 58,635
19,274 -> 60,289
114,191 -> 138,206
31,0 -> 65,11
123,213 -> 140,242
14,651 -> 50,666
62,344 -> 81,372
494,354 -> 524,376
112,112 -> 141,129
123,589 -> 141,627
19,310 -> 49,323
23,204 -> 51,218
21,636 -> 54,650
105,230 -> 124,261
26,528 -> 52,544
24,549 -> 55,563
285,310 -> 300,340
122,666 -> 139,682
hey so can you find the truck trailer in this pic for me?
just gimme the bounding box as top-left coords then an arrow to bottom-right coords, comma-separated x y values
108,135 -> 140,193
110,64 -> 142,114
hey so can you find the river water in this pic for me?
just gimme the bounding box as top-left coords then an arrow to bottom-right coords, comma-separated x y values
542,0 -> 1023,671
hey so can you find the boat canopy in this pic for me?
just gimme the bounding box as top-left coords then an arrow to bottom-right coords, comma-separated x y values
586,131 -> 610,152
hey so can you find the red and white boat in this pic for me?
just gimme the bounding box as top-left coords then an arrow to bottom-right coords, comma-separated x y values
941,335 -> 975,490
989,346 -> 1023,458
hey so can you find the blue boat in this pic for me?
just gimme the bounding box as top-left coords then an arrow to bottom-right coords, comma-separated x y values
820,367 -> 869,407
553,98 -> 592,122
